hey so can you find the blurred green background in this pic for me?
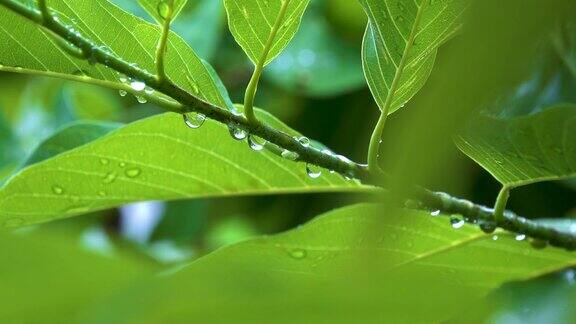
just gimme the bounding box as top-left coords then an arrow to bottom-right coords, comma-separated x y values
1,0 -> 576,322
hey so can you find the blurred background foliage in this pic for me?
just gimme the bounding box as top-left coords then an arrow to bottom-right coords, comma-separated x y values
1,0 -> 576,322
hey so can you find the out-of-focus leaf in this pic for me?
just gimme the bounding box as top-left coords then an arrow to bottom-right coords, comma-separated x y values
456,105 -> 576,188
223,0 -> 311,65
266,3 -> 366,97
0,112 -> 368,228
22,121 -> 121,168
0,232 -> 151,323
82,204 -> 576,323
65,83 -> 122,121
0,0 -> 234,111
359,0 -> 468,114
138,0 -> 188,24
0,109 -> 20,183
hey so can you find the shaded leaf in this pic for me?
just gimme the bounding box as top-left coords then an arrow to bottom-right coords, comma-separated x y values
360,0 -> 468,114
223,0 -> 310,66
82,204 -> 576,322
457,105 -> 576,188
0,112 -> 367,227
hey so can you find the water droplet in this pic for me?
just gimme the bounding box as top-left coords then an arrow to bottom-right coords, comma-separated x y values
130,80 -> 146,91
430,210 -> 441,217
119,90 -> 127,97
157,1 -> 171,20
183,112 -> 206,129
119,162 -> 126,168
492,235 -> 499,241
479,221 -> 497,234
297,136 -> 310,147
281,150 -> 299,161
52,186 -> 64,195
248,135 -> 266,151
100,158 -> 110,165
102,172 -> 118,184
289,248 -> 307,260
228,124 -> 247,140
306,164 -> 322,179
515,234 -> 526,241
144,87 -> 154,95
3,217 -> 24,227
136,95 -> 147,104
125,168 -> 141,178
450,216 -> 465,229
98,191 -> 106,197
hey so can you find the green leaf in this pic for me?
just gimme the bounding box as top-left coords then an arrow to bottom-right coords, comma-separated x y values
360,0 -> 468,114
0,0 -> 233,111
456,105 -> 576,188
0,112 -> 368,227
82,204 -> 576,322
138,0 -> 188,24
266,3 -> 366,97
223,0 -> 311,66
65,83 -> 123,121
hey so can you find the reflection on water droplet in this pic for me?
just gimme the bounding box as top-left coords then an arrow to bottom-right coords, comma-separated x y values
297,136 -> 310,148
130,80 -> 146,91
515,234 -> 526,241
306,164 -> 321,179
136,95 -> 147,104
479,221 -> 496,234
430,210 -> 441,217
119,90 -> 127,97
450,216 -> 465,229
183,112 -> 206,129
289,248 -> 307,259
228,124 -> 247,140
248,135 -> 266,151
3,217 -> 24,227
281,150 -> 299,161
102,172 -> 118,184
125,168 -> 141,178
492,235 -> 499,241
52,186 -> 64,195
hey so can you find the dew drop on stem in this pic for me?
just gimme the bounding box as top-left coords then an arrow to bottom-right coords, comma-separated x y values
306,164 -> 322,179
297,136 -> 310,148
450,216 -> 465,229
248,135 -> 266,151
281,150 -> 299,161
130,80 -> 146,92
183,112 -> 206,129
136,95 -> 147,104
157,1 -> 171,20
228,124 -> 247,140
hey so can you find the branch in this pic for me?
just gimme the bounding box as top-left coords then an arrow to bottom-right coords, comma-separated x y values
1,0 -> 575,251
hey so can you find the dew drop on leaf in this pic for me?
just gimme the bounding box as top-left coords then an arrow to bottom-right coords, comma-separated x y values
515,234 -> 526,241
430,210 -> 441,217
102,172 -> 118,184
183,112 -> 206,129
289,248 -> 307,260
306,164 -> 322,179
248,135 -> 266,151
492,235 -> 499,241
125,168 -> 142,178
99,158 -> 110,165
52,186 -> 64,195
450,216 -> 465,229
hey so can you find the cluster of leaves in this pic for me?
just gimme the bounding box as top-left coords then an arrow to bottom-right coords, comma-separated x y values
1,0 -> 576,321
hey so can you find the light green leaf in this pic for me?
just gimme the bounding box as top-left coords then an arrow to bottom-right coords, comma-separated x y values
0,112 -> 368,227
360,0 -> 468,114
456,105 -> 576,188
138,0 -> 188,24
65,83 -> 123,121
0,0 -> 233,110
82,204 -> 576,322
223,0 -> 311,66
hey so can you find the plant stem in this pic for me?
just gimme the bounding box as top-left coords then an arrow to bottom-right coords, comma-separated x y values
155,0 -> 174,82
493,186 -> 511,222
243,0 -> 291,124
3,0 -> 576,251
366,0 -> 427,172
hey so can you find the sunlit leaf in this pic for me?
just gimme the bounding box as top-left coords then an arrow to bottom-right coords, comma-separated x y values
0,0 -> 233,110
360,0 -> 468,114
456,105 -> 576,188
0,112 -> 368,227
223,0 -> 310,66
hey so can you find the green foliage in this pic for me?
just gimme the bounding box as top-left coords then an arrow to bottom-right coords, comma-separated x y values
1,0 -> 576,322
457,105 -> 576,188
223,0 -> 310,66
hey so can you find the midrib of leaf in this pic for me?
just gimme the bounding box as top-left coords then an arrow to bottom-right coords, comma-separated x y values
378,0 -> 427,116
